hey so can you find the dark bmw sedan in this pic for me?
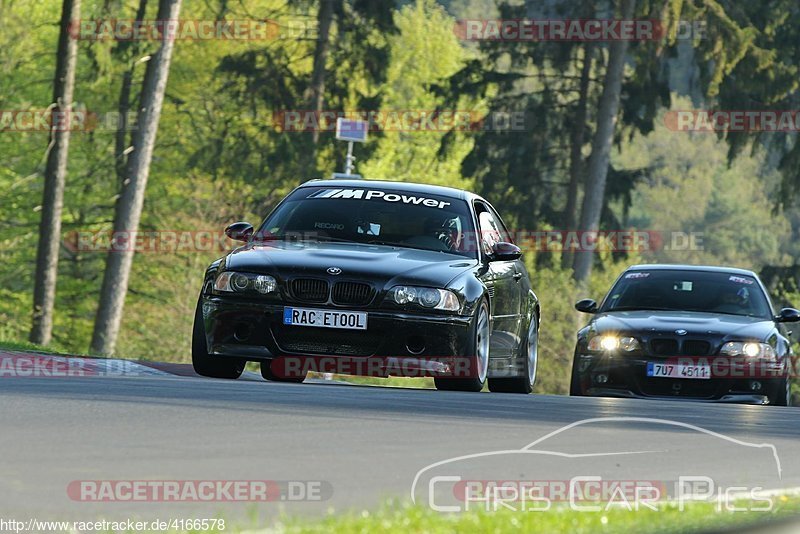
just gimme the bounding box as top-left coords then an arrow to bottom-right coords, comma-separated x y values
571,265 -> 799,405
193,179 -> 539,393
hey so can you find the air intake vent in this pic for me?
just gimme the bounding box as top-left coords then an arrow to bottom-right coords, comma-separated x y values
332,282 -> 374,306
650,338 -> 679,356
272,325 -> 380,356
681,340 -> 711,356
290,278 -> 329,303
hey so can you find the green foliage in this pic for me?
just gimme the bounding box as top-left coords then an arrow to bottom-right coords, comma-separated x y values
620,99 -> 789,270
360,0 -> 475,188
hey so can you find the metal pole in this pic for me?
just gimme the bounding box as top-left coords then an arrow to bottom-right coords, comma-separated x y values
344,141 -> 354,175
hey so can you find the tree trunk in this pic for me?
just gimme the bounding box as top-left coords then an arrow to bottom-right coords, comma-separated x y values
114,0 -> 149,185
30,0 -> 81,345
561,42 -> 594,270
572,0 -> 636,283
90,0 -> 182,355
308,0 -> 334,146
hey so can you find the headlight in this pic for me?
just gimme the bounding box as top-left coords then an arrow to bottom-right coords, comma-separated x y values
587,335 -> 640,352
389,286 -> 460,311
720,341 -> 776,359
213,272 -> 277,295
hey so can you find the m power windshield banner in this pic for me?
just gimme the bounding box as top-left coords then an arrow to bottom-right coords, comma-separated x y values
306,188 -> 453,209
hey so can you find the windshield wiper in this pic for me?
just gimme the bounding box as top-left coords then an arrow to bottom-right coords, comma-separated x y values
609,306 -> 674,312
258,234 -> 356,243
306,235 -> 356,243
694,310 -> 757,318
611,307 -> 764,318
367,239 -> 405,247
366,240 -> 443,252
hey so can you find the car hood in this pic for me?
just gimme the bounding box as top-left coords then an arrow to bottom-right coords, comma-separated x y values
586,310 -> 775,341
221,241 -> 478,288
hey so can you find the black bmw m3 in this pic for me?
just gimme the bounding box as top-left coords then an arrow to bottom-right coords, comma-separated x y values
192,179 -> 539,393
571,265 -> 799,405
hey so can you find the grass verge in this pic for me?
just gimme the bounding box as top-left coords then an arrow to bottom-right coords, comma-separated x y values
251,498 -> 800,533
0,338 -> 75,356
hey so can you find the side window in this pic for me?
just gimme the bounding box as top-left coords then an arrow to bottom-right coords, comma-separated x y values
487,205 -> 512,244
476,203 -> 505,255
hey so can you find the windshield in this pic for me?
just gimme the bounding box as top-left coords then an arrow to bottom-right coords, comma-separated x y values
256,185 -> 477,258
600,269 -> 772,319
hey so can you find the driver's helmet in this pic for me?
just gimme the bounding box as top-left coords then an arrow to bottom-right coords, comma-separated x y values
720,287 -> 749,305
737,287 -> 750,303
424,216 -> 461,251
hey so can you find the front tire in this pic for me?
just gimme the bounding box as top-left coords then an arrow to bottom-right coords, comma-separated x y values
569,353 -> 583,396
488,311 -> 538,394
769,375 -> 791,407
435,300 -> 490,392
191,298 -> 245,379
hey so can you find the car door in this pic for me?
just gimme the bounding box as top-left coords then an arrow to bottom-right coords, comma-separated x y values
475,201 -> 522,357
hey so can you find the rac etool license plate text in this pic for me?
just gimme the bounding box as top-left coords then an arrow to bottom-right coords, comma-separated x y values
283,307 -> 367,330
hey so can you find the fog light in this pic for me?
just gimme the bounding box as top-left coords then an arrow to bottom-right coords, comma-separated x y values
406,335 -> 426,355
233,323 -> 252,342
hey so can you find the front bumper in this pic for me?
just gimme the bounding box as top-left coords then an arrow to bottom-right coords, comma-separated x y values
200,295 -> 474,377
573,352 -> 786,404
585,387 -> 770,405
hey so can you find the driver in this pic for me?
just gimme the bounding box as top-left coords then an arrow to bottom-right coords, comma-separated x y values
713,287 -> 750,315
424,216 -> 460,251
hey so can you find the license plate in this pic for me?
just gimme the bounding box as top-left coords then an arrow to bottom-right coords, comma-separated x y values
646,362 -> 710,380
283,307 -> 367,330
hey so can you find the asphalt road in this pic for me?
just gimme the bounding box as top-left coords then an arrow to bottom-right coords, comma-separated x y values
2,372 -> 800,526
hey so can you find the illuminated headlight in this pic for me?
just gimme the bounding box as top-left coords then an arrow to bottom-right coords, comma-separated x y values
587,335 -> 640,352
213,272 -> 277,295
389,286 -> 460,311
720,341 -> 776,359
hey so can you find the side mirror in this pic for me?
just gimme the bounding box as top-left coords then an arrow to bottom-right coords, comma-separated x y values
575,298 -> 598,314
489,242 -> 522,262
225,221 -> 253,242
775,307 -> 800,323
